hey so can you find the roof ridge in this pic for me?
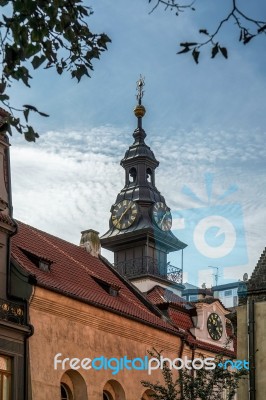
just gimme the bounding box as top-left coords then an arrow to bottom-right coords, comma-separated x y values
15,219 -> 81,249
250,246 -> 266,282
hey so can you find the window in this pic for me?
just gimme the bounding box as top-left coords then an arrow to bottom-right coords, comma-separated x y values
233,295 -> 238,307
129,167 -> 137,183
189,295 -> 198,301
103,392 -> 113,400
0,355 -> 11,400
224,290 -> 232,297
61,383 -> 72,400
146,168 -> 152,183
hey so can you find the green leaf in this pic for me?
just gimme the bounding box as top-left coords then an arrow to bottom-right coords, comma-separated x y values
180,42 -> 198,47
219,47 -> 228,59
177,47 -> 190,54
243,34 -> 255,45
0,94 -> 9,101
211,43 -> 219,58
199,29 -> 209,35
23,104 -> 38,112
258,24 -> 266,33
32,55 -> 46,69
23,108 -> 30,122
192,48 -> 200,64
38,111 -> 49,117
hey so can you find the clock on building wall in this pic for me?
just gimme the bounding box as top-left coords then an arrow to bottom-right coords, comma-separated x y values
152,202 -> 172,231
111,200 -> 138,230
207,313 -> 223,341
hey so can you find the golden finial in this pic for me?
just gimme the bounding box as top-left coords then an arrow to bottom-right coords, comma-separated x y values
134,75 -> 146,119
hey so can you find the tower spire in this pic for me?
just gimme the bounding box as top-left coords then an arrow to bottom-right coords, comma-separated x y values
133,75 -> 146,141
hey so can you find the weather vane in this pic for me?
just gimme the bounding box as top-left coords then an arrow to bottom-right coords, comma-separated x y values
136,75 -> 145,104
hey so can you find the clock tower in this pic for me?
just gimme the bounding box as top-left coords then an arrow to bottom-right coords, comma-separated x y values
101,77 -> 187,293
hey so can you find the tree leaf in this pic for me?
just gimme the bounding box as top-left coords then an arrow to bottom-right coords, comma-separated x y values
243,35 -> 255,45
31,55 -> 46,69
211,43 -> 219,58
23,108 -> 30,122
38,111 -> 49,117
23,104 -> 38,112
177,47 -> 191,54
258,24 -> 266,33
219,47 -> 228,59
180,42 -> 198,47
199,29 -> 209,35
192,48 -> 200,64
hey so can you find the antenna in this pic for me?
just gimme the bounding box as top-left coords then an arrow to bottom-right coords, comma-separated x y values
208,266 -> 220,286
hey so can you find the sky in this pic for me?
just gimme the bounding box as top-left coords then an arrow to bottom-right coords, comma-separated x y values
6,0 -> 266,287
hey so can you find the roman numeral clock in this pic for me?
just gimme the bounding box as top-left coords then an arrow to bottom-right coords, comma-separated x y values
101,77 -> 187,292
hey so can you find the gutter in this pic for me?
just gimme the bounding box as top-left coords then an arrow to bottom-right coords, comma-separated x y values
248,298 -> 256,400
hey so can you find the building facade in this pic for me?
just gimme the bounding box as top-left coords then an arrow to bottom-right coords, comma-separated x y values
237,248 -> 266,400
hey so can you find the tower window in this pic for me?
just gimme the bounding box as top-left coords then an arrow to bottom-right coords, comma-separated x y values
146,168 -> 152,183
129,167 -> 137,183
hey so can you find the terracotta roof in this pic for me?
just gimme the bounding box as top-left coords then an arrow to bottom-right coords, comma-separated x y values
11,220 -> 182,335
146,285 -> 190,308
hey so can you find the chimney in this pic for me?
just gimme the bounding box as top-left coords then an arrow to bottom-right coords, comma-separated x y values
80,229 -> 101,257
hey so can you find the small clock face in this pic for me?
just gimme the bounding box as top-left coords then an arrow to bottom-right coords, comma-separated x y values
111,200 -> 138,230
207,313 -> 223,341
152,202 -> 172,231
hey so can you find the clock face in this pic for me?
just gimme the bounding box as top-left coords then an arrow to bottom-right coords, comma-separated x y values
152,202 -> 172,231
207,313 -> 223,341
111,200 -> 138,230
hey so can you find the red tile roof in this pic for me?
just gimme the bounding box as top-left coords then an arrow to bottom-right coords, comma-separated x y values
11,220 -> 182,336
146,285 -> 187,306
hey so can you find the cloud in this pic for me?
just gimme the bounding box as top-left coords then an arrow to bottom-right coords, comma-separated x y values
10,124 -> 266,280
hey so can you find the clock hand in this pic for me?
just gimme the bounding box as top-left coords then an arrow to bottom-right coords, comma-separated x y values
118,204 -> 132,223
158,212 -> 167,226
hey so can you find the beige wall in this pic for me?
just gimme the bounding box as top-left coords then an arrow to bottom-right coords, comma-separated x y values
29,287 -> 193,400
237,301 -> 266,400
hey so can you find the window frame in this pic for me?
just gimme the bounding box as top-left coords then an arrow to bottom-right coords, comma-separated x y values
0,355 -> 12,400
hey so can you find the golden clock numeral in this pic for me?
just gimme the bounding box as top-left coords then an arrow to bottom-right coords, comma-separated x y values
123,200 -> 127,205
118,203 -> 121,209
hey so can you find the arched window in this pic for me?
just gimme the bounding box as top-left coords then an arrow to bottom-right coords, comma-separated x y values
61,383 -> 72,400
103,380 -> 125,400
103,391 -> 113,400
129,167 -> 137,183
60,370 -> 87,400
146,168 -> 152,183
